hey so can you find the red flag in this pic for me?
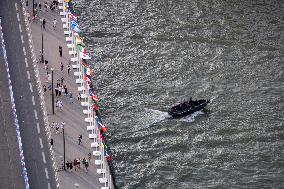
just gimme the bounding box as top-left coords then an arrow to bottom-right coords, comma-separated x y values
93,103 -> 99,110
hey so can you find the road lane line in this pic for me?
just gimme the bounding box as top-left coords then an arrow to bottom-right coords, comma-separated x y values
15,3 -> 18,11
42,152 -> 46,164
37,123 -> 40,134
17,13 -> 20,22
39,138 -> 43,149
31,95 -> 35,105
21,35 -> 24,44
25,57 -> 28,67
34,110 -> 38,120
48,183 -> 51,189
27,70 -> 30,80
19,24 -> 22,33
23,46 -> 26,55
29,82 -> 33,92
45,168 -> 49,179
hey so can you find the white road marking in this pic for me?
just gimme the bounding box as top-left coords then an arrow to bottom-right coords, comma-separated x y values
34,110 -> 38,120
27,70 -> 30,80
23,46 -> 26,55
31,95 -> 35,105
48,183 -> 51,189
25,58 -> 28,67
19,24 -> 22,33
15,3 -> 18,11
29,83 -> 33,92
37,123 -> 40,134
45,168 -> 49,179
21,35 -> 24,44
17,13 -> 20,22
39,138 -> 43,149
42,152 -> 46,164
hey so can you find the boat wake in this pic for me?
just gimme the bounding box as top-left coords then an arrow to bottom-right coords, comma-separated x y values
143,108 -> 171,128
180,111 -> 204,123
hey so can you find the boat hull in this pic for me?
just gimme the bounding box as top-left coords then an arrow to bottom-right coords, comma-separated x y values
169,101 -> 209,118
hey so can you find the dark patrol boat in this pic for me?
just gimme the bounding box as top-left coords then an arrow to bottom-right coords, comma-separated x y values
168,98 -> 210,118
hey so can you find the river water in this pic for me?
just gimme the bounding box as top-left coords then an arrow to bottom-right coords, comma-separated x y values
75,0 -> 284,188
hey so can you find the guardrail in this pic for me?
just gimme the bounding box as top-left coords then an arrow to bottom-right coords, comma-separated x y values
59,0 -> 116,188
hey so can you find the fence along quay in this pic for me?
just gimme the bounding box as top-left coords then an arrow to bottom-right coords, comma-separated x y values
59,0 -> 117,188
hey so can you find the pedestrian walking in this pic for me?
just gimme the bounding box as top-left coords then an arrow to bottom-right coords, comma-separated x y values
42,18 -> 46,29
26,0 -> 28,6
85,160 -> 89,172
69,162 -> 73,172
67,64 -> 70,75
69,92 -> 74,104
53,18 -> 57,29
58,86 -> 62,96
50,138 -> 53,146
58,100 -> 63,111
64,85 -> 68,95
39,2 -> 42,10
55,122 -> 60,133
88,152 -> 92,162
66,161 -> 69,170
78,135 -> 82,145
73,159 -> 77,171
77,93 -> 81,101
55,87 -> 59,96
61,76 -> 64,84
59,46 -> 62,57
60,62 -> 64,72
77,158 -> 81,169
43,85 -> 47,93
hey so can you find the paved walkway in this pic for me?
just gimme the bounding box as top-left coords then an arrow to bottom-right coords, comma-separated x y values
28,1 -> 101,188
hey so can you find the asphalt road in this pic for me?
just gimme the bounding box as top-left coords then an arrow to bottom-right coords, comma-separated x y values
0,31 -> 25,189
0,0 -> 56,188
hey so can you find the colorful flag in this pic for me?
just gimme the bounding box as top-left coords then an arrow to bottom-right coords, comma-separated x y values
84,75 -> 91,82
89,90 -> 99,102
93,103 -> 99,111
69,13 -> 77,21
81,59 -> 88,67
80,52 -> 91,59
83,67 -> 92,76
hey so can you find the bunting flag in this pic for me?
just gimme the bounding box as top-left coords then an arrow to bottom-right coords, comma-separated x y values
93,103 -> 99,110
80,52 -> 91,59
89,90 -> 99,102
104,148 -> 109,157
101,127 -> 107,133
81,59 -> 88,67
83,66 -> 92,76
84,75 -> 91,82
68,12 -> 77,21
71,20 -> 81,33
76,36 -> 83,44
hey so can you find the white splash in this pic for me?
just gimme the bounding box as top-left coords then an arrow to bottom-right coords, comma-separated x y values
180,110 -> 204,123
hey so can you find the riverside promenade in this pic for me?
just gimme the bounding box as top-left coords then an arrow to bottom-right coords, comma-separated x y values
24,0 -> 105,188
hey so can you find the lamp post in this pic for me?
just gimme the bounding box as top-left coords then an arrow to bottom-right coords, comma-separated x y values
41,19 -> 44,63
62,123 -> 66,170
51,68 -> 55,114
32,0 -> 35,17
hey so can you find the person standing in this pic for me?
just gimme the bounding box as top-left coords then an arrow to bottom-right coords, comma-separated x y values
42,18 -> 46,29
67,64 -> 70,75
60,62 -> 64,72
78,135 -> 82,145
59,46 -> 62,57
69,92 -> 73,104
53,18 -> 57,29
